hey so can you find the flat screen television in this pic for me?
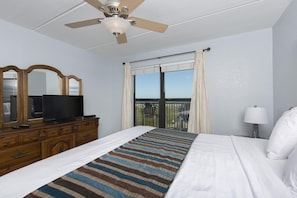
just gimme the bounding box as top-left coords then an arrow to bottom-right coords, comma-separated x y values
42,95 -> 84,122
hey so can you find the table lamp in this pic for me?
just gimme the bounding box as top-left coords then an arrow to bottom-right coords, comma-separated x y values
244,106 -> 268,138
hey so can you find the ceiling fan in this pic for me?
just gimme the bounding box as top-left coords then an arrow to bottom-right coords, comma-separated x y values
65,0 -> 168,44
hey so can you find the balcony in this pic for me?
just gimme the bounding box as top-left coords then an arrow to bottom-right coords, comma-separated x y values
135,99 -> 190,131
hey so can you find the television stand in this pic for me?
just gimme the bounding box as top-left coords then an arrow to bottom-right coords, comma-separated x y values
0,117 -> 99,176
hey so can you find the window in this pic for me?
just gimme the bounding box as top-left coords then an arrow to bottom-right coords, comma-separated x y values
135,73 -> 160,127
164,70 -> 193,130
134,67 -> 193,131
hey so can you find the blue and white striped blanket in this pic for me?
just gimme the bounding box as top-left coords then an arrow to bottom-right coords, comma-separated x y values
25,128 -> 197,198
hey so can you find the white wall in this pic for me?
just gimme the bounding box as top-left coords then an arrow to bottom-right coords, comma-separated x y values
273,1 -> 297,121
0,19 -> 122,137
120,29 -> 274,138
0,18 -> 275,138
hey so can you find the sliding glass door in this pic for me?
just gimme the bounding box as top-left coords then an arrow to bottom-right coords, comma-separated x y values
134,69 -> 193,131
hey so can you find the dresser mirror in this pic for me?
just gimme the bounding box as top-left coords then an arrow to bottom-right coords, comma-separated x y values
0,66 -> 22,127
66,75 -> 82,96
0,65 -> 82,128
28,69 -> 62,95
24,65 -> 65,123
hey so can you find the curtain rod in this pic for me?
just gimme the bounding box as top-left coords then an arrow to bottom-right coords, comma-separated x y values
123,47 -> 211,65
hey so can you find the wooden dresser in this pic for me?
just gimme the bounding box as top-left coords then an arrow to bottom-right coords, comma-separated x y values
0,117 -> 99,176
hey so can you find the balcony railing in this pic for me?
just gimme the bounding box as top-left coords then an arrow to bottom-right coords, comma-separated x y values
135,99 -> 190,131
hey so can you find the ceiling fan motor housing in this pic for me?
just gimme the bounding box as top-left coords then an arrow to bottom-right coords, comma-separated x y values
103,0 -> 128,18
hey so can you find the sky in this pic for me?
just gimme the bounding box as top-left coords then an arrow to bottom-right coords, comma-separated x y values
135,70 -> 193,99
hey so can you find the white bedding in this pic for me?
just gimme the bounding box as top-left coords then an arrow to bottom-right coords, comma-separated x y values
0,126 -> 292,198
232,136 -> 291,198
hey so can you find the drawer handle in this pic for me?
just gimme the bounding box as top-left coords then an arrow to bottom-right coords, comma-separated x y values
3,141 -> 11,147
84,134 -> 91,139
11,152 -> 28,159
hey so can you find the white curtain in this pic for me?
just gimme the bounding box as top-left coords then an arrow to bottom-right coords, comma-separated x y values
187,50 -> 211,133
121,63 -> 133,129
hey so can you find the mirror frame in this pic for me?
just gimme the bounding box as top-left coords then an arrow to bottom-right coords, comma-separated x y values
66,75 -> 82,96
0,65 -> 23,128
23,64 -> 66,124
0,64 -> 82,128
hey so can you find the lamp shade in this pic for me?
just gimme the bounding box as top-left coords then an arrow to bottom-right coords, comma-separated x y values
101,16 -> 130,35
244,106 -> 268,124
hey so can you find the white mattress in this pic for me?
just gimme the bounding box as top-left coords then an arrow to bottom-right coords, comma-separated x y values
0,126 -> 292,198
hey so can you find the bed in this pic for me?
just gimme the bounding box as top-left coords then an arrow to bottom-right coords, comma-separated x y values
0,125 -> 295,198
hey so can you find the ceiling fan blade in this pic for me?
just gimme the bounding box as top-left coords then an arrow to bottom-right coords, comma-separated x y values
129,17 -> 168,33
84,0 -> 108,13
65,18 -> 102,28
116,33 -> 128,44
119,0 -> 144,15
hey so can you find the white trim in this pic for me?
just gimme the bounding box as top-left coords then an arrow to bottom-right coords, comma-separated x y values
131,60 -> 194,75
131,65 -> 160,75
161,60 -> 194,72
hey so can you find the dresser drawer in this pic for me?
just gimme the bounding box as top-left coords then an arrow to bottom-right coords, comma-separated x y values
76,130 -> 98,146
59,125 -> 72,135
44,125 -> 73,138
19,130 -> 40,144
44,127 -> 60,138
0,142 -> 41,170
74,120 -> 98,132
0,133 -> 18,149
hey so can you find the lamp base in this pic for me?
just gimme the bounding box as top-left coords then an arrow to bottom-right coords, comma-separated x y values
251,124 -> 259,138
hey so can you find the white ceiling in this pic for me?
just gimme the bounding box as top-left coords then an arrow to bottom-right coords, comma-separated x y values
0,0 -> 292,58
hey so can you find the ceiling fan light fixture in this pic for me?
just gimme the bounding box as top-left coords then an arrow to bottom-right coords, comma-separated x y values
102,16 -> 130,35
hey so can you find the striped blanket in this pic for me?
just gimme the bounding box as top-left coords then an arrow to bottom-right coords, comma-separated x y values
25,128 -> 197,198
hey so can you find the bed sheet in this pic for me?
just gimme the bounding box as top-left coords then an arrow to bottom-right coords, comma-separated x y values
232,136 -> 291,198
0,127 -> 292,198
244,137 -> 287,178
167,134 -> 291,198
166,134 -> 254,198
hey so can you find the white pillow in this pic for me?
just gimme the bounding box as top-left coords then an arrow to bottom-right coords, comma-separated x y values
266,107 -> 297,159
283,146 -> 297,197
